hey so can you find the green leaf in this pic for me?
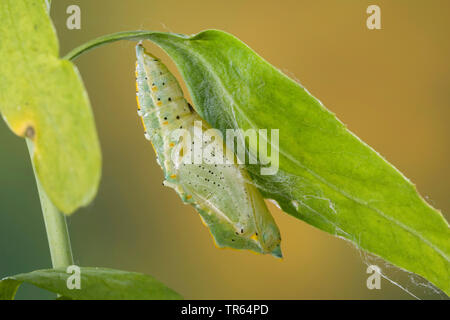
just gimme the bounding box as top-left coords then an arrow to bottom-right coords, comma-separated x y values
0,0 -> 101,214
0,279 -> 21,300
152,30 -> 450,293
0,267 -> 182,300
66,29 -> 450,295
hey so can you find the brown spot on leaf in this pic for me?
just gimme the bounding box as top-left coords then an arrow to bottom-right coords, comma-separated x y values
25,126 -> 35,139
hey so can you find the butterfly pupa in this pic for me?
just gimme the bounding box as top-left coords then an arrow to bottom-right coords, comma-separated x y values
135,44 -> 282,257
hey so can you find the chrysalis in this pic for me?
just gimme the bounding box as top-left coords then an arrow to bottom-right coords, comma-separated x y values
135,44 -> 282,257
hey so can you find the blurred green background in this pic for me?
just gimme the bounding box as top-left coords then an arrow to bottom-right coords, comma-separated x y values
1,0 -> 449,299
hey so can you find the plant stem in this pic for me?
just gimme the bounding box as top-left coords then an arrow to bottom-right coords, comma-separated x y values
63,30 -> 165,61
26,139 -> 74,269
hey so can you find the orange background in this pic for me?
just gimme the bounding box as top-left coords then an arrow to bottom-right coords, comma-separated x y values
0,0 -> 449,299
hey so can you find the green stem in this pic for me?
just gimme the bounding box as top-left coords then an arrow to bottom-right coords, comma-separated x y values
63,30 -> 166,61
26,139 -> 74,269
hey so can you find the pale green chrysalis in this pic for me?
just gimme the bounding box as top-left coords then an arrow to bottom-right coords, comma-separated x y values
135,44 -> 282,257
